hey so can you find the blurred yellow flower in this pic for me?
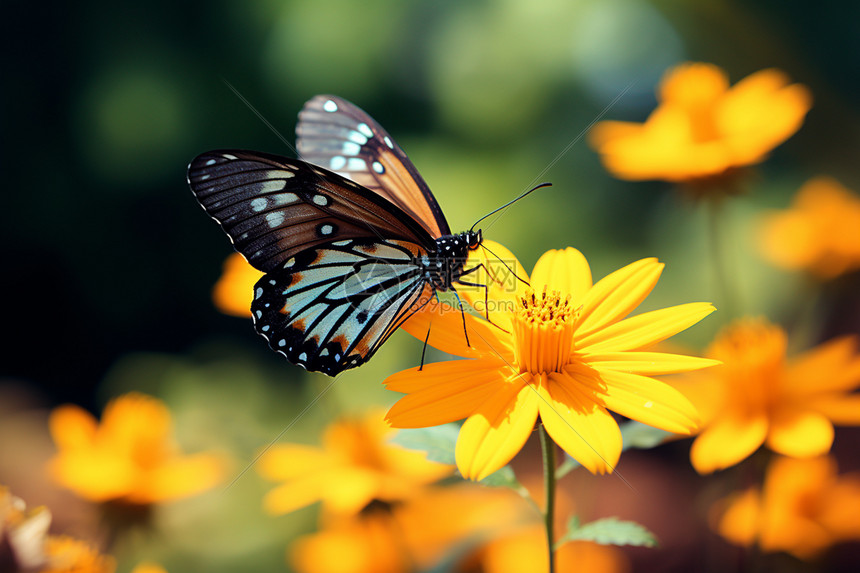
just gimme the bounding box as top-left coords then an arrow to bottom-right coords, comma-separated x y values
41,536 -> 116,573
589,62 -> 811,184
49,392 -> 227,504
2,486 -> 115,573
671,318 -> 860,473
258,409 -> 453,516
130,563 -> 169,573
759,177 -> 860,278
289,485 -> 532,573
212,252 -> 263,317
714,455 -> 860,559
387,242 -> 716,480
479,525 -> 628,573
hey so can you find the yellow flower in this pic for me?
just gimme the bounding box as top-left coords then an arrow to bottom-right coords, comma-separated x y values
289,484 -> 530,573
130,563 -> 169,573
589,62 -> 811,183
759,177 -> 860,278
2,486 -> 115,573
41,536 -> 116,573
258,409 -> 453,516
49,393 -> 227,504
212,252 -> 264,317
479,525 -> 629,573
714,455 -> 860,559
386,243 -> 716,480
671,318 -> 860,474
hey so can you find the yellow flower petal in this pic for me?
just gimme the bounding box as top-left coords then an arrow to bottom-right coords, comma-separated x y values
766,408 -> 833,458
456,375 -> 538,481
584,368 -> 699,433
400,299 -> 514,360
460,240 -> 529,330
386,360 -> 511,428
583,351 -> 721,375
659,62 -> 729,108
538,373 -> 621,474
257,445 -> 335,481
715,488 -> 761,547
212,252 -> 264,317
691,412 -> 768,474
263,473 -> 335,515
577,258 -> 663,336
132,453 -> 227,504
578,303 -> 716,352
529,247 -> 592,301
50,450 -> 137,502
808,394 -> 860,424
786,335 -> 860,393
48,405 -> 98,449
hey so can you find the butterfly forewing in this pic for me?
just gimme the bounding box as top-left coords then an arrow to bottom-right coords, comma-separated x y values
296,95 -> 451,239
187,150 -> 436,272
251,239 -> 434,374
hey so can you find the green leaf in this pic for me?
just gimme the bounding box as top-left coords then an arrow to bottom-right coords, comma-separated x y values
479,465 -> 518,488
557,516 -> 658,548
389,423 -> 459,465
620,420 -> 672,449
556,421 -> 672,478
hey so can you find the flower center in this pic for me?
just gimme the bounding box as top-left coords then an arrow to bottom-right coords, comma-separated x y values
512,288 -> 578,375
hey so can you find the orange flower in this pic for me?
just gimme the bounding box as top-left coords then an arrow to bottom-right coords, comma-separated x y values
212,252 -> 264,317
715,455 -> 860,559
671,318 -> 860,473
589,62 -> 811,183
289,485 -> 531,573
49,393 -> 227,504
258,410 -> 453,516
479,525 -> 629,573
386,242 -> 716,480
2,486 -> 115,573
41,536 -> 116,573
759,177 -> 860,278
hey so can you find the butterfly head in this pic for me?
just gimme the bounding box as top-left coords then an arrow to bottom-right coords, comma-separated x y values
464,229 -> 483,250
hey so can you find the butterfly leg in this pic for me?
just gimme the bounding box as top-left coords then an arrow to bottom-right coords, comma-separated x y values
419,322 -> 432,371
457,264 -> 511,334
452,290 -> 471,348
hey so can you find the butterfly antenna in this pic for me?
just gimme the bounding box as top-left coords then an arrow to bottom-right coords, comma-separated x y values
469,182 -> 551,233
480,243 -> 530,288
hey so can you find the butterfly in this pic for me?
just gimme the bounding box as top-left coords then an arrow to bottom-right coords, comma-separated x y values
187,95 -> 489,376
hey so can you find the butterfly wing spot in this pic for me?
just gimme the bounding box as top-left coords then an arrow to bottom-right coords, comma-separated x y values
372,161 -> 385,174
255,287 -> 263,299
222,154 -> 238,160
323,100 -> 338,112
205,158 -> 217,166
251,198 -> 267,212
348,131 -> 368,145
330,156 -> 346,170
316,223 -> 337,237
384,136 -> 393,149
312,194 -> 330,207
332,240 -> 351,247
284,258 -> 296,268
342,142 -> 361,156
357,123 -> 374,138
356,310 -> 369,324
266,212 -> 285,227
347,158 -> 366,170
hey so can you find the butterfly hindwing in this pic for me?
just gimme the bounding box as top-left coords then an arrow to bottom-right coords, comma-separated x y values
251,239 -> 434,374
187,150 -> 436,273
296,95 -> 451,239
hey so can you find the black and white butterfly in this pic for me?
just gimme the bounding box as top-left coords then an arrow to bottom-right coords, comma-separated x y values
187,95 -> 489,376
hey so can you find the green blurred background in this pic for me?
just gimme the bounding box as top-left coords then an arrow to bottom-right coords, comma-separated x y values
3,0 -> 860,571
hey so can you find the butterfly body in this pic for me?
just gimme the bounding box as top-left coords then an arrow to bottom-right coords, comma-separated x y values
188,96 -> 485,376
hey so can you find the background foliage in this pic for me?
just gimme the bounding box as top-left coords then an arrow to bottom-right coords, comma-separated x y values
3,0 -> 859,571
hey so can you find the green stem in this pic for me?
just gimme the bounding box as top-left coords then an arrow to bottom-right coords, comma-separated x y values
707,197 -> 736,321
540,423 -> 557,573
